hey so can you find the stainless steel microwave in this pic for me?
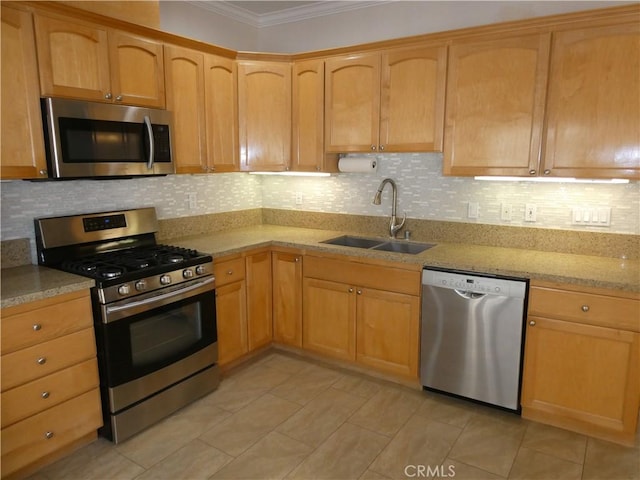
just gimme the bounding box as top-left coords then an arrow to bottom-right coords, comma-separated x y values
41,97 -> 174,179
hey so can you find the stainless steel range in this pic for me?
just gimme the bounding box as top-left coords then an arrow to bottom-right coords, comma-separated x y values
35,207 -> 219,443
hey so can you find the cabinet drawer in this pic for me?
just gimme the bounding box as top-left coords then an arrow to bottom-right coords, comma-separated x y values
1,328 -> 97,392
1,292 -> 92,354
214,257 -> 245,287
304,255 -> 420,295
529,286 -> 640,332
1,388 -> 102,477
1,359 -> 99,428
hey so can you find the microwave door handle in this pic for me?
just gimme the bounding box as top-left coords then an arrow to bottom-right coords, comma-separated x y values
144,115 -> 154,170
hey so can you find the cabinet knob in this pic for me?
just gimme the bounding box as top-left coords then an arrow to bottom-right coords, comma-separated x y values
39,169 -> 48,176
348,288 -> 354,293
370,145 -> 377,151
44,431 -> 54,439
379,145 -> 385,151
529,169 -> 536,175
543,169 -> 551,175
529,320 -> 536,326
37,357 -> 47,365
41,391 -> 50,399
357,290 -> 362,295
581,305 -> 590,312
33,324 -> 42,331
294,257 -> 300,262
227,270 -> 233,275
115,95 -> 123,102
105,93 -> 112,100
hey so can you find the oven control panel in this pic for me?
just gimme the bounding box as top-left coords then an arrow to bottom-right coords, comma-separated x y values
83,213 -> 127,232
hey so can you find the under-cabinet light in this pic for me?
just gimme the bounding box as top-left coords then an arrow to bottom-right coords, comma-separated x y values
249,171 -> 331,177
474,176 -> 630,184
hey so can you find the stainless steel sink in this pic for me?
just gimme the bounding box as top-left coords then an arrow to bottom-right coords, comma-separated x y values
320,235 -> 435,255
372,241 -> 435,254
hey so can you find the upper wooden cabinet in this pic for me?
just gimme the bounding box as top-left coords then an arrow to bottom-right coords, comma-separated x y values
443,33 -> 551,176
0,5 -> 47,180
34,14 -> 165,108
542,23 -> 640,179
238,61 -> 291,171
324,46 -> 446,153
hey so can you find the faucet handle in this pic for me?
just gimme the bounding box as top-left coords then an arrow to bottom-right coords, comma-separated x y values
390,212 -> 406,238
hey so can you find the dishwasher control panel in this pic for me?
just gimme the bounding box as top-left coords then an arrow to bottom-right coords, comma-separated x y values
422,269 -> 527,298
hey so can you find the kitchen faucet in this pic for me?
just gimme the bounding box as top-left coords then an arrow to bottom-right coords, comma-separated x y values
372,178 -> 406,238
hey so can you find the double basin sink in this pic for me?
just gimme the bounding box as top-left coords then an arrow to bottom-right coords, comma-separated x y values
321,235 -> 435,255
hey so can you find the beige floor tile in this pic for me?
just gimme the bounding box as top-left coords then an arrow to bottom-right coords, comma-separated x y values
212,431 -> 312,479
260,353 -> 310,375
287,423 -> 390,480
359,469 -> 392,480
135,439 -> 232,480
200,379 -> 269,413
415,393 -> 476,429
115,403 -> 231,468
271,363 -> 344,405
199,393 -> 301,456
333,373 -> 384,400
582,437 -> 640,480
348,385 -> 423,437
448,414 -> 525,477
369,415 -> 462,479
224,363 -> 292,391
520,422 -> 587,464
440,459 -> 503,480
277,387 -> 366,448
508,447 -> 582,479
39,438 -> 145,480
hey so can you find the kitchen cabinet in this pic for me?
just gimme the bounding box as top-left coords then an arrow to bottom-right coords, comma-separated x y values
542,22 -> 640,179
443,33 -> 550,176
238,61 -> 291,171
324,45 -> 446,153
34,14 -> 165,107
272,249 -> 303,347
0,290 -> 102,478
303,254 -> 421,377
521,281 -> 640,445
0,5 -> 47,180
246,250 -> 273,351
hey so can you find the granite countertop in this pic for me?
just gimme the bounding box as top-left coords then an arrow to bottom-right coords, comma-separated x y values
2,224 -> 638,309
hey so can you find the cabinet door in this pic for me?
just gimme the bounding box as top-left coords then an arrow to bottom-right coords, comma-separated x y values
246,251 -> 272,351
34,14 -> 111,102
238,61 -> 291,171
356,288 -> 420,378
215,281 -> 248,365
292,59 -> 325,171
108,31 -> 165,108
303,278 -> 356,361
325,54 -> 381,153
164,45 -> 208,174
522,317 -> 639,442
380,45 -> 447,152
272,251 -> 303,347
205,55 -> 239,172
443,34 -> 550,176
0,6 -> 47,180
542,23 -> 640,179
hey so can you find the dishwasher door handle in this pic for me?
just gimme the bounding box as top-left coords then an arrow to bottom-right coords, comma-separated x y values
454,289 -> 486,300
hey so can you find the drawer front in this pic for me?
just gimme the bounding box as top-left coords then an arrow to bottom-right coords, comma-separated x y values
1,359 -> 99,428
214,257 -> 246,287
529,286 -> 640,332
1,389 -> 102,477
1,293 -> 92,355
1,328 -> 97,392
304,255 -> 420,296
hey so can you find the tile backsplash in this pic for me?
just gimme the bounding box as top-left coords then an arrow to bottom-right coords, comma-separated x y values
1,153 -> 638,247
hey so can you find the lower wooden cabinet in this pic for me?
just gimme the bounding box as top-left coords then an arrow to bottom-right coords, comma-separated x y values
246,250 -> 272,351
215,280 -> 248,365
272,249 -> 303,347
0,290 -> 102,478
521,281 -> 640,445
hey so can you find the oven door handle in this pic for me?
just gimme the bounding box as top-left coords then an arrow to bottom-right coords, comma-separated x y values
103,277 -> 215,323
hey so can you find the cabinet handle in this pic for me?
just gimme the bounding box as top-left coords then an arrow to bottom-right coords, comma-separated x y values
529,169 -> 536,175
41,391 -> 50,399
294,257 -> 300,262
348,288 -> 354,293
227,270 -> 233,275
581,305 -> 590,312
370,145 -> 377,151
115,95 -> 123,102
33,324 -> 42,331
105,93 -> 112,100
543,169 -> 551,175
529,320 -> 536,326
379,145 -> 385,151
357,290 -> 362,295
39,169 -> 48,176
44,431 -> 54,439
37,357 -> 47,365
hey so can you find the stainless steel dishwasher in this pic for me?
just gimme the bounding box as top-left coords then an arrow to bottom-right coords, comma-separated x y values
420,268 -> 528,412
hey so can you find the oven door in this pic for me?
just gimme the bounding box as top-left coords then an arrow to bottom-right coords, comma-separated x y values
94,276 -> 216,411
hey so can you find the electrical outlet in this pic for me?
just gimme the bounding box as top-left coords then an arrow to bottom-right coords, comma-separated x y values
467,202 -> 479,219
186,192 -> 197,210
501,203 -> 512,221
524,203 -> 537,222
295,192 -> 303,206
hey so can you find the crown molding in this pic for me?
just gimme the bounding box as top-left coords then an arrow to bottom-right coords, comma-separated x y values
188,1 -> 394,27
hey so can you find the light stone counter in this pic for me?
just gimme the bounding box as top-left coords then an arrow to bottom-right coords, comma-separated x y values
171,225 -> 640,293
1,265 -> 94,309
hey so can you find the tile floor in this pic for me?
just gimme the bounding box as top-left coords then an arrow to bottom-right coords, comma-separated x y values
31,352 -> 640,480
